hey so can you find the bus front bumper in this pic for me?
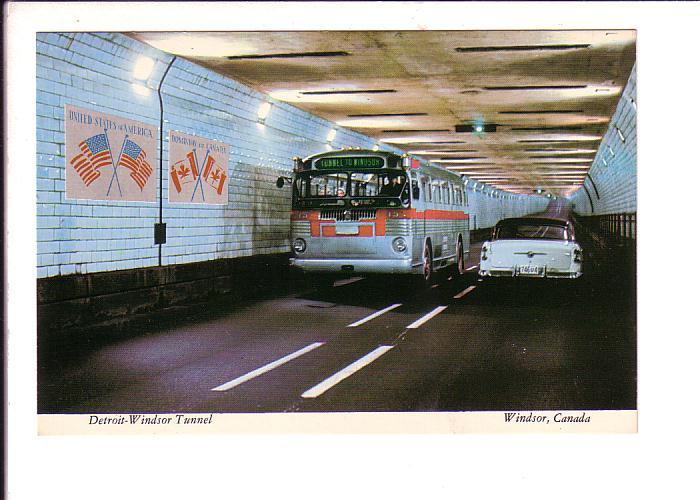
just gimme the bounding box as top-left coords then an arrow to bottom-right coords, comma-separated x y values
290,257 -> 414,274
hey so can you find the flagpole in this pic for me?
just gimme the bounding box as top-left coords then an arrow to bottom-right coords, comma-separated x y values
107,134 -> 126,197
157,56 -> 177,266
190,148 -> 207,202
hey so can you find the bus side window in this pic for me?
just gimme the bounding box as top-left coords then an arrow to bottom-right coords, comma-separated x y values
422,177 -> 431,202
412,179 -> 420,200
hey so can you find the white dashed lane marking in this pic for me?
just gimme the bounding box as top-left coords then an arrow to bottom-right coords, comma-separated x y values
301,346 -> 394,398
333,277 -> 365,287
347,303 -> 403,327
453,285 -> 477,299
406,306 -> 448,329
211,342 -> 325,391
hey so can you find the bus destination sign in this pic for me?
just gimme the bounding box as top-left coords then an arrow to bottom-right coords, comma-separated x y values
316,156 -> 384,169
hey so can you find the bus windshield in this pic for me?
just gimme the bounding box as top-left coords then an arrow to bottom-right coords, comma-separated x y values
294,170 -> 410,207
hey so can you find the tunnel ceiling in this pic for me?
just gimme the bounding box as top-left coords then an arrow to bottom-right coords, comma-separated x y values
130,30 -> 636,196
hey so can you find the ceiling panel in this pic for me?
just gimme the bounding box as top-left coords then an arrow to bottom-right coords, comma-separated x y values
130,30 -> 636,194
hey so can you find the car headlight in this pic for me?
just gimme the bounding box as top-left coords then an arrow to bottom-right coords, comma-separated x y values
293,238 -> 306,253
392,237 -> 407,253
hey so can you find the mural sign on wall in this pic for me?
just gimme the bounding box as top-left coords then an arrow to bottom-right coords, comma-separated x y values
168,131 -> 230,204
65,105 -> 157,202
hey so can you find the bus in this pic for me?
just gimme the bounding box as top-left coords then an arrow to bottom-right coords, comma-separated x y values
277,148 -> 470,285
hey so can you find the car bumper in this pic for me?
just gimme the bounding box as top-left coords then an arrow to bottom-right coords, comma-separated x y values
290,257 -> 414,274
478,268 -> 582,279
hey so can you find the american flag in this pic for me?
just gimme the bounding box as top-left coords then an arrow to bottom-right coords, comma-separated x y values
118,139 -> 152,191
69,133 -> 113,187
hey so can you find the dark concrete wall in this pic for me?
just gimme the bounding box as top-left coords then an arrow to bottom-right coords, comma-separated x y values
38,253 -> 293,345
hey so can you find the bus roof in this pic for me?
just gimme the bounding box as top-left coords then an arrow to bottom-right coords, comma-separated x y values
302,149 -> 400,162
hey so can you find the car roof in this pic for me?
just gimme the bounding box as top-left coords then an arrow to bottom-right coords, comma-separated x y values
495,217 -> 570,227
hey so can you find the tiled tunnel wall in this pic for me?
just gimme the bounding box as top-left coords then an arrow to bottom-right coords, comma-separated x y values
569,64 -> 637,216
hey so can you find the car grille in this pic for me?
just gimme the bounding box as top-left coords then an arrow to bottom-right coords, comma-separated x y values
320,209 -> 376,221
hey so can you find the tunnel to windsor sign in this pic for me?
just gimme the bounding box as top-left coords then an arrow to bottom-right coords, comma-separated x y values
168,131 -> 230,204
65,105 -> 157,202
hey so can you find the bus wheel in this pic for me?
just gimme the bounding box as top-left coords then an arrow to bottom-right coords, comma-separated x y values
456,238 -> 465,275
422,241 -> 434,285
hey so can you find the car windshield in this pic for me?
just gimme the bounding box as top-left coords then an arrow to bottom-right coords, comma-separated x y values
493,223 -> 569,241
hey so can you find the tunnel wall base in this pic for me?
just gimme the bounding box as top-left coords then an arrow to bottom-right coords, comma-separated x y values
37,253 -> 294,347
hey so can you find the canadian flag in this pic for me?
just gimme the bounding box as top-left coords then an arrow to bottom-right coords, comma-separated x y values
201,155 -> 227,196
170,151 -> 198,194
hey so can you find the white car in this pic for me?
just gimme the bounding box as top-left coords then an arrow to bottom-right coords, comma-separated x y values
478,217 -> 582,280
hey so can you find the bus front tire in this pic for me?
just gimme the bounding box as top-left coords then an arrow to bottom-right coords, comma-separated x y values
421,241 -> 434,286
454,237 -> 465,277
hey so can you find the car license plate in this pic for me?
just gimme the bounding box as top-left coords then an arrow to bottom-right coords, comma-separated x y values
518,264 -> 543,276
336,224 -> 359,235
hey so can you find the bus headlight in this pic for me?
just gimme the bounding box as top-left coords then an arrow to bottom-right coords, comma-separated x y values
392,237 -> 407,253
293,238 -> 306,253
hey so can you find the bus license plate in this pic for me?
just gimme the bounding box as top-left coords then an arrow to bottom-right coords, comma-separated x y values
336,224 -> 359,235
518,264 -> 543,276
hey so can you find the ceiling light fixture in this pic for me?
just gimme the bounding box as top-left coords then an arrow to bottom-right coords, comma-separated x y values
227,51 -> 350,60
257,101 -> 272,122
131,83 -> 150,97
407,150 -> 479,155
499,109 -> 584,115
455,44 -> 590,53
483,85 -> 587,91
348,112 -> 427,118
301,89 -> 396,95
133,56 -> 155,80
326,129 -> 337,143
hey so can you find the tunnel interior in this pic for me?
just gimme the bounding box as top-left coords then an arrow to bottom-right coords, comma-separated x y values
34,30 -> 636,415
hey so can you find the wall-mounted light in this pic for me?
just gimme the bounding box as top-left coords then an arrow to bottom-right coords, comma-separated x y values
615,126 -> 626,143
326,128 -> 337,143
628,95 -> 636,111
602,158 -> 608,167
608,146 -> 615,157
257,102 -> 272,123
131,83 -> 150,97
372,144 -> 379,151
133,56 -> 155,81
